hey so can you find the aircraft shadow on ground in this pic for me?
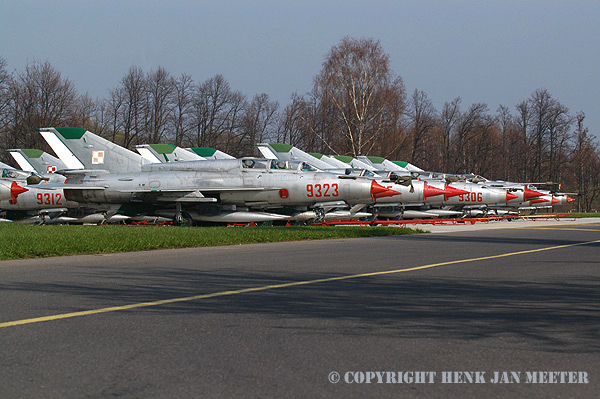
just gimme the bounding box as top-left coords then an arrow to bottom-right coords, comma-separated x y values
4,266 -> 599,354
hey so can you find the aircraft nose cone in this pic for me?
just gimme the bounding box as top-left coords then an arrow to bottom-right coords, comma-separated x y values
567,196 -> 575,203
506,191 -> 519,202
530,198 -> 548,204
10,181 -> 28,203
445,184 -> 469,200
551,197 -> 560,205
370,180 -> 400,202
423,182 -> 448,200
524,187 -> 544,201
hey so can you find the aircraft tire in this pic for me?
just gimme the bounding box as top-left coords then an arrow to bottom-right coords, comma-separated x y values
175,212 -> 195,227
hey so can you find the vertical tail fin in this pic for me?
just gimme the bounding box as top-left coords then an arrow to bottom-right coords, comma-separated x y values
255,143 -> 333,170
8,149 -> 67,174
187,147 -> 235,160
135,144 -> 205,163
39,127 -> 149,173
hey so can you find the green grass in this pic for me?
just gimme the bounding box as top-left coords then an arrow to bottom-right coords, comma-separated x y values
565,212 -> 600,218
0,224 -> 424,260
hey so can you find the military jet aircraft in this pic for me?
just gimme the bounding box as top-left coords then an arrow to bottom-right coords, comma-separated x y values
0,164 -> 129,224
256,142 -> 518,219
38,128 -> 403,223
9,148 -> 67,175
33,157 -> 399,224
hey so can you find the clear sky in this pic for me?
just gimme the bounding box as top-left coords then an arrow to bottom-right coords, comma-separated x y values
2,0 -> 599,138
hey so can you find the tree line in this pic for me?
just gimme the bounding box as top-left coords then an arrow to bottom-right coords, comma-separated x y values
1,37 -> 598,210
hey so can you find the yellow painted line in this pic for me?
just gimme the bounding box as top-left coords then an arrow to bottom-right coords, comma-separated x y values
519,227 -> 600,232
1,238 -> 599,329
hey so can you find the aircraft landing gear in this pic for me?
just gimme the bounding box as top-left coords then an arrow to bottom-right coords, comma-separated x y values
314,208 -> 325,223
174,211 -> 194,227
174,203 -> 194,226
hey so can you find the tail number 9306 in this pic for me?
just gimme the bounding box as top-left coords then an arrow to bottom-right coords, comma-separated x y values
306,183 -> 339,198
458,192 -> 483,202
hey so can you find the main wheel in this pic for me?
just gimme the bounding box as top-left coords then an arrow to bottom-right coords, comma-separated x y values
175,212 -> 195,227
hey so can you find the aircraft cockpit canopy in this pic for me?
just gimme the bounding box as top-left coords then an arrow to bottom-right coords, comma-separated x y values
1,168 -> 36,181
241,158 -> 321,172
241,159 -> 270,169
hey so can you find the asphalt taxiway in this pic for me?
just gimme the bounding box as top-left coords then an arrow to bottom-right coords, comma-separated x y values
1,219 -> 599,398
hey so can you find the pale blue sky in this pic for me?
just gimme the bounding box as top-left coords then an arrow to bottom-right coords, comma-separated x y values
2,0 -> 599,137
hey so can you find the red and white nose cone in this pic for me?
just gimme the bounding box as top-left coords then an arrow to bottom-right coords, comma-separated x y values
9,181 -> 28,204
524,187 -> 544,201
444,184 -> 469,200
506,192 -> 519,202
423,182 -> 447,200
370,180 -> 400,202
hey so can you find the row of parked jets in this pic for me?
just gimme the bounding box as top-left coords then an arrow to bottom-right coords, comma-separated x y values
0,127 -> 575,225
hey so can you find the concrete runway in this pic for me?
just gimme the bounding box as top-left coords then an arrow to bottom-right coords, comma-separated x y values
1,219 -> 599,398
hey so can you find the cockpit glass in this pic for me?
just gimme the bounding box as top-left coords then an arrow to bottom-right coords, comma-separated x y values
298,162 -> 318,172
269,160 -> 294,170
1,169 -> 30,179
241,159 -> 269,169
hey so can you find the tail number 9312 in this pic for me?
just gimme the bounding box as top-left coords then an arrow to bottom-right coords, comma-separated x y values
37,192 -> 63,205
306,183 -> 339,198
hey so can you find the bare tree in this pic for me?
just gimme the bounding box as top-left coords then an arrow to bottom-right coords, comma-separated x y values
570,113 -> 599,211
313,36 -> 405,156
171,73 -> 194,146
192,74 -> 246,149
0,57 -> 10,132
4,60 -> 77,149
146,67 -> 175,144
546,100 -> 572,183
118,65 -> 146,147
236,93 -> 278,155
107,86 -> 125,143
528,88 -> 555,181
452,103 -> 488,174
406,89 -> 437,166
515,99 -> 532,181
441,97 -> 461,171
275,94 -> 305,146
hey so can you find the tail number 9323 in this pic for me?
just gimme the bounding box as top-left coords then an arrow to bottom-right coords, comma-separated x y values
306,183 -> 339,198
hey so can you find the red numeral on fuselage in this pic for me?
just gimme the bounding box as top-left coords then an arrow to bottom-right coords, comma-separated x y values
306,183 -> 339,198
458,192 -> 483,202
36,192 -> 63,205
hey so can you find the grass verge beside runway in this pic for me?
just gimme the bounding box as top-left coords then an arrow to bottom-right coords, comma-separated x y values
0,224 -> 423,260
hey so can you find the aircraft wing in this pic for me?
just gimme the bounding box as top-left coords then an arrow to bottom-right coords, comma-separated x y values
29,183 -> 107,190
114,187 -> 270,203
30,183 -> 275,203
117,187 -> 267,193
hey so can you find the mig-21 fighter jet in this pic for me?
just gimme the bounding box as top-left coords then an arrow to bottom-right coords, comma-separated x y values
36,128 -> 399,224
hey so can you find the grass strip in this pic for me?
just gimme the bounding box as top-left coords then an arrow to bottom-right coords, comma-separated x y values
0,224 -> 423,260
